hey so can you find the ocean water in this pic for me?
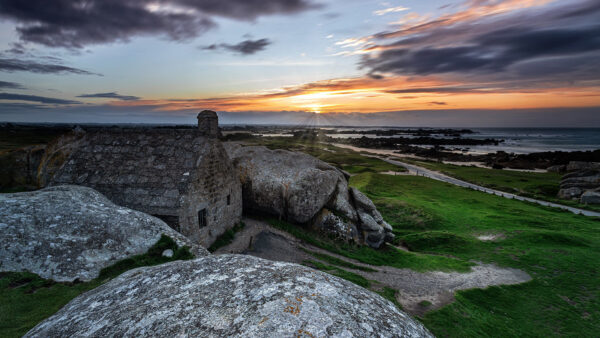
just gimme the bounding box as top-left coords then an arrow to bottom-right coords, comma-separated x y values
466,128 -> 600,154
324,127 -> 600,154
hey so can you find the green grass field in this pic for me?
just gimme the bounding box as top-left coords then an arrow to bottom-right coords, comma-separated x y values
242,136 -> 407,174
398,158 -> 600,212
351,173 -> 600,337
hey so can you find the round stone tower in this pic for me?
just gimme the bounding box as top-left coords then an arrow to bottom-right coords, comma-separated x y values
197,110 -> 220,138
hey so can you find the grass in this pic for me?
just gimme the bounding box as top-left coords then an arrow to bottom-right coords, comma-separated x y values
376,286 -> 404,310
351,172 -> 600,337
300,248 -> 378,272
208,222 -> 246,252
241,136 -> 406,174
398,157 -> 600,212
267,218 -> 473,273
0,234 -> 194,337
302,260 -> 371,288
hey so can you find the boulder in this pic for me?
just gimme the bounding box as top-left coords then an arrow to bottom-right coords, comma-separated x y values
580,190 -> 600,204
566,161 -> 600,172
557,187 -> 582,200
558,164 -> 600,201
26,255 -> 432,338
225,144 -> 394,248
0,185 -> 207,282
351,188 -> 394,247
546,165 -> 566,173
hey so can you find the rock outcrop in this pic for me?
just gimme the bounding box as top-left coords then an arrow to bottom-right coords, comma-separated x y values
0,185 -> 207,282
225,144 -> 394,248
0,129 -> 84,191
557,161 -> 600,204
26,255 -> 432,338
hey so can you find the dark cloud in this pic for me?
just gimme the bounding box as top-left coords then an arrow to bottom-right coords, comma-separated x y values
0,92 -> 81,104
428,101 -> 447,106
0,58 -> 96,75
202,38 -> 271,55
78,92 -> 140,101
364,25 -> 600,76
0,0 -> 319,48
362,0 -> 600,83
0,80 -> 24,89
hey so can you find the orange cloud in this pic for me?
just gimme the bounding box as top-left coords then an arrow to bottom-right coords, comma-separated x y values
111,76 -> 600,114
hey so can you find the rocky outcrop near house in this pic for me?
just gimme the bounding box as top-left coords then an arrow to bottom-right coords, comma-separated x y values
557,161 -> 600,204
0,185 -> 207,282
0,144 -> 45,190
0,128 -> 84,191
26,255 -> 432,338
224,143 -> 394,248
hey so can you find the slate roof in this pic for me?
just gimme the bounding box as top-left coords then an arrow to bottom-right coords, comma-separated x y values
51,128 -> 216,215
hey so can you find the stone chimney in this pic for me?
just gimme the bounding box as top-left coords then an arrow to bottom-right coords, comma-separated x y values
197,110 -> 220,138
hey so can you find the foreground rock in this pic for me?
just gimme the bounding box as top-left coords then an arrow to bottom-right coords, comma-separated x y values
26,255 -> 432,337
0,185 -> 207,282
225,144 -> 394,248
557,161 -> 600,204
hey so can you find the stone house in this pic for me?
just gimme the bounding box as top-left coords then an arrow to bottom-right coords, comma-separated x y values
51,111 -> 242,247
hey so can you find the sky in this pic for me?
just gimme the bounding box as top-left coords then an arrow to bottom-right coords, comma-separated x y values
0,0 -> 599,127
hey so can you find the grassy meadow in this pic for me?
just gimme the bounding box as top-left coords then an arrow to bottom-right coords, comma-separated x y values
399,158 -> 600,212
352,173 -> 599,337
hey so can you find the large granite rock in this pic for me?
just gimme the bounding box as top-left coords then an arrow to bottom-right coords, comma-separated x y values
580,190 -> 600,204
225,144 -> 394,248
26,255 -> 432,337
0,185 -> 207,282
557,162 -> 600,203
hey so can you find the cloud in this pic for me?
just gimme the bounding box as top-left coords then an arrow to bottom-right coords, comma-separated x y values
202,38 -> 272,55
428,101 -> 447,105
373,6 -> 409,16
363,24 -> 600,76
0,0 -> 320,48
0,80 -> 24,89
384,86 -> 484,94
0,58 -> 96,75
78,92 -> 140,101
360,0 -> 600,84
0,92 -> 81,104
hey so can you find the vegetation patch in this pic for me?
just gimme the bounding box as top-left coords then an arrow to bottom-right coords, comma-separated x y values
267,218 -> 473,273
302,260 -> 371,288
208,222 -> 246,252
350,172 -> 600,337
0,234 -> 194,338
300,248 -> 377,272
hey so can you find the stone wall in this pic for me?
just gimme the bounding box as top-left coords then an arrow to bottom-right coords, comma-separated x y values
179,141 -> 242,248
51,128 -> 242,247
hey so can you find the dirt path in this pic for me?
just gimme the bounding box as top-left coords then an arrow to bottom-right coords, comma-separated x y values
216,218 -> 531,316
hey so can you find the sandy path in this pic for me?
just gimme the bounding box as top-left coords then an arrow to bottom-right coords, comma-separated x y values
216,218 -> 531,316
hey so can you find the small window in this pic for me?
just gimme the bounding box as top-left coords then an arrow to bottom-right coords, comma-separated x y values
197,209 -> 206,228
227,194 -> 231,205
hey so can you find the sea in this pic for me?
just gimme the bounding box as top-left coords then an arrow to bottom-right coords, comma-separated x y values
323,128 -> 600,154
460,128 -> 600,154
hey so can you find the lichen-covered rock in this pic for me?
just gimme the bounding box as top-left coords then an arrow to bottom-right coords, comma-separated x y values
225,144 -> 394,248
580,190 -> 600,204
352,188 -> 395,248
227,145 -> 340,223
0,185 -> 207,282
558,162 -> 600,201
26,255 -> 432,338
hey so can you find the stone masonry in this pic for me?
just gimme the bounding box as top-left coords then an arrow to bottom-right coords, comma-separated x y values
51,112 -> 242,248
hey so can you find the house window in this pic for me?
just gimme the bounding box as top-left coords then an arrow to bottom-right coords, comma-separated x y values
198,209 -> 206,228
227,194 -> 231,205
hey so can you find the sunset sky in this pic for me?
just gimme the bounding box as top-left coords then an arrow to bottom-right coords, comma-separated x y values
0,0 -> 599,126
